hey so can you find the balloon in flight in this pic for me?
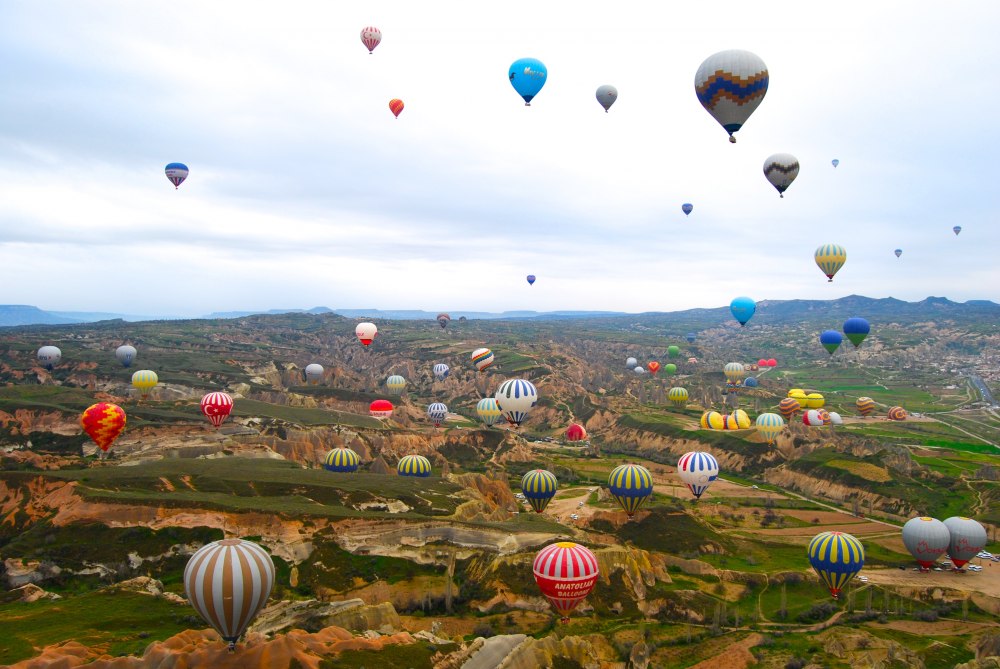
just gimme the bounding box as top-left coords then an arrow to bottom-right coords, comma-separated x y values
323,447 -> 361,472
369,399 -> 394,418
682,203 -> 693,216
565,423 -> 587,442
730,296 -> 756,326
521,469 -> 558,513
509,58 -> 547,106
476,397 -> 502,426
81,402 -> 126,453
305,363 -> 324,384
131,370 -> 158,398
815,244 -> 847,282
668,387 -> 688,407
820,330 -> 843,355
115,345 -> 136,368
164,163 -> 188,189
953,225 -> 962,235
647,361 -> 660,376
427,402 -> 448,427
360,26 -> 381,54
676,451 -> 719,499
386,375 -> 406,394
763,153 -> 799,197
526,274 -> 536,285
471,347 -> 495,372
356,322 -> 377,346
389,98 -> 404,118
200,392 -> 234,428
595,84 -> 617,112
37,345 -> 61,370
832,159 -> 839,168
495,379 -> 538,427
894,249 -> 902,258
755,412 -> 785,444
625,357 -> 638,369
842,317 -> 870,348
807,531 -> 865,598
436,313 -> 451,329
607,464 -> 653,517
433,363 -> 450,380
664,363 -> 677,375
694,50 -> 768,143
398,454 -> 432,477
667,345 -> 680,358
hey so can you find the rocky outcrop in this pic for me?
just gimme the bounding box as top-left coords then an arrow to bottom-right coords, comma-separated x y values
447,632 -> 615,669
763,467 -> 914,519
251,598 -> 401,636
821,629 -> 924,669
9,583 -> 61,602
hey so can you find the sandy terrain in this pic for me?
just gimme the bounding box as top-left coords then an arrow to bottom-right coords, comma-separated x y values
655,477 -> 776,500
863,563 -> 1000,599
866,619 -> 999,636
780,509 -> 870,524
535,488 -> 598,524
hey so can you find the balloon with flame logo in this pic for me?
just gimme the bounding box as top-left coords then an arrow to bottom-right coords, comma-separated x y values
81,403 -> 126,453
200,392 -> 234,428
533,542 -> 599,621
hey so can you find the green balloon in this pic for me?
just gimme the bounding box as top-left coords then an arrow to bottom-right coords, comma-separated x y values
667,346 -> 680,358
665,363 -> 677,375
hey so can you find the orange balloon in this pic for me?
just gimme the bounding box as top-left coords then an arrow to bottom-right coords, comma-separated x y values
647,361 -> 661,375
389,98 -> 404,118
80,402 -> 126,452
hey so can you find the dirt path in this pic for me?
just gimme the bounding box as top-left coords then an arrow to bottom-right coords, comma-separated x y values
543,488 -> 597,524
685,633 -> 763,669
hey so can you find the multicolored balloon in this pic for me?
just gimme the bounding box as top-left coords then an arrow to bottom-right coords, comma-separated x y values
200,392 -> 234,428
763,153 -> 799,198
184,539 -> 275,650
526,274 -> 536,285
386,375 -> 406,394
694,50 -> 768,143
778,398 -> 801,419
607,463 -> 654,517
842,317 -> 870,348
323,447 -> 361,473
389,98 -> 404,118
398,454 -> 432,477
115,345 -> 136,368
807,531 -> 865,599
369,399 -> 393,418
436,313 -> 451,329
803,409 -> 825,426
755,412 -> 785,444
427,402 -> 448,427
509,58 -> 548,106
677,451 -> 719,499
131,370 -> 158,399
887,406 -> 908,421
820,330 -> 843,355
815,244 -> 847,282
494,379 -> 538,427
37,345 -> 61,370
165,163 -> 188,189
647,361 -> 661,376
80,403 -> 126,452
360,26 -> 382,54
855,397 -> 875,417
902,517 -> 950,570
668,387 -> 688,407
471,347 -> 494,372
565,423 -> 587,442
521,469 -> 558,513
476,397 -> 502,426
730,296 -> 756,327
355,322 -> 377,346
533,542 -> 599,621
595,84 -> 617,112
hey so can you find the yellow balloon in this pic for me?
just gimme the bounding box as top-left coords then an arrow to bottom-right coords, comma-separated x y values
806,392 -> 825,409
815,244 -> 847,282
131,370 -> 159,398
730,409 -> 751,429
707,411 -> 726,430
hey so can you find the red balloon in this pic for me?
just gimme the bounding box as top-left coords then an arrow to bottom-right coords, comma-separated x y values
389,98 -> 404,118
370,399 -> 394,418
200,392 -> 234,428
647,361 -> 660,375
80,403 -> 126,452
767,358 -> 778,367
533,542 -> 599,621
565,423 -> 587,442
757,358 -> 767,367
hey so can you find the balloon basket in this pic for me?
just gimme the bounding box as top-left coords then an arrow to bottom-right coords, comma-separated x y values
559,616 -> 569,624
228,641 -> 236,652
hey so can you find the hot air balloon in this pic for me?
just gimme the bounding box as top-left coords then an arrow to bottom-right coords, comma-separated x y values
763,153 -> 799,198
820,330 -> 843,355
360,26 -> 381,54
436,313 -> 451,329
699,412 -> 713,429
887,406 -> 907,421
668,387 -> 688,407
755,413 -> 785,444
369,399 -> 394,418
386,375 -> 406,394
521,469 -> 558,513
495,379 -> 538,427
817,409 -> 832,425
398,454 -> 432,477
634,366 -> 645,375
730,296 -> 756,327
647,361 -> 661,376
115,345 -> 136,368
533,542 -> 599,621
595,84 -> 617,112
730,409 -> 752,429
757,358 -> 768,367
855,397 -> 875,417
433,363 -> 450,381
526,274 -> 536,285
894,249 -> 902,258
184,539 -> 275,651
356,322 -> 377,346
677,451 -> 719,499
81,403 -> 126,453
743,376 -> 759,388
476,397 -> 502,426
37,345 -> 61,370
943,517 -> 987,569
471,347 -> 494,372
842,317 -> 870,348
832,159 -> 839,168
607,464 -> 653,517
828,411 -> 843,425
682,203 -> 693,216
131,370 -> 158,399
427,402 -> 448,427
389,98 -> 404,118
805,393 -> 825,409
803,409 -> 825,426
686,333 -> 696,343
953,226 -> 962,236
778,397 -> 801,419
807,531 -> 864,599
200,392 -> 234,428
767,358 -> 777,367
509,58 -> 547,106
724,362 -> 745,387
165,163 -> 188,189
688,356 -> 698,364
694,50 -> 768,143
305,363 -> 324,384
902,517 -> 950,571
664,364 -> 677,375
706,411 -> 726,430
323,447 -> 360,473
815,244 -> 847,282
565,423 -> 587,442
667,345 -> 680,358
625,357 -> 638,369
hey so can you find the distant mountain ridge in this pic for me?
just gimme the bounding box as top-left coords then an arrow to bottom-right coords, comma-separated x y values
1,296 -> 997,328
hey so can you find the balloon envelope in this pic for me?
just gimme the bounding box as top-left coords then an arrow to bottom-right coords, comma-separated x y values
389,98 -> 404,118
526,274 -> 536,285
855,397 -> 875,417
427,402 -> 448,426
694,50 -> 768,142
533,542 -> 599,619
682,203 -> 693,216
565,423 -> 587,442
360,26 -> 381,53
495,379 -> 538,427
433,363 -> 450,380
437,313 -> 450,329
842,317 -> 870,348
755,412 -> 785,444
323,447 -> 361,473
305,363 -> 324,384
398,454 -> 432,477
677,451 -> 719,499
894,249 -> 902,258
807,531 -> 864,598
730,296 -> 756,326
625,357 -> 638,368
953,226 -> 962,235
37,345 -> 61,370
820,330 -> 843,355
815,244 -> 847,282
595,84 -> 617,112
131,370 -> 159,397
356,322 -> 377,346
386,375 -> 406,394
476,397 -> 502,426
832,159 -> 839,168
943,516 -> 987,568
471,347 -> 495,372
667,345 -> 680,358
647,361 -> 660,375
763,153 -> 799,197
778,397 -> 801,419
165,163 -> 188,189
668,387 -> 688,407
902,517 -> 950,569
200,392 -> 234,428
369,399 -> 393,418
607,464 -> 653,516
521,469 -> 558,513
81,403 -> 126,452
115,345 -> 136,368
686,333 -> 696,343
509,58 -> 548,105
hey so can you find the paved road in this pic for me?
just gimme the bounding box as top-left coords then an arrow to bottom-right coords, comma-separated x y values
968,373 -> 998,407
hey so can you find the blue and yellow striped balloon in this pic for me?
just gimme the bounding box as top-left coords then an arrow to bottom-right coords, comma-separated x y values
807,531 -> 865,598
397,454 -> 432,478
521,469 -> 558,513
607,464 -> 654,517
322,447 -> 360,473
754,412 -> 785,444
476,397 -> 502,426
814,243 -> 847,282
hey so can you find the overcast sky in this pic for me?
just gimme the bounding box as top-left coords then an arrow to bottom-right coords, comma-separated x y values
1,1 -> 997,317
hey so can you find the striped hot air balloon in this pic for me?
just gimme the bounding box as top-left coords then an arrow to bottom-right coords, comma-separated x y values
817,409 -> 832,425
164,163 -> 189,189
565,423 -> 587,442
184,539 -> 275,650
668,387 -> 688,408
432,363 -> 450,381
755,412 -> 785,444
807,531 -> 865,599
471,347 -> 495,372
200,392 -> 234,428
476,397 -> 502,426
360,26 -> 381,53
533,542 -> 599,621
389,98 -> 404,118
495,379 -> 538,427
386,375 -> 406,395
814,244 -> 847,282
322,447 -> 361,473
778,397 -> 801,420
131,369 -> 158,399
115,345 -> 136,368
706,411 -> 726,430
803,409 -> 825,426
694,50 -> 768,143
729,409 -> 751,429
887,406 -> 908,421
80,403 -> 126,453
398,454 -> 432,477
699,412 -> 712,429
521,469 -> 558,513
855,397 -> 876,417
607,464 -> 653,517
763,153 -> 799,197
369,399 -> 394,418
901,517 -> 950,570
723,362 -> 745,388
677,451 -> 719,499
427,402 -> 448,427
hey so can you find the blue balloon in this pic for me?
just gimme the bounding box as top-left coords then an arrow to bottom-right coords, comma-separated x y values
686,332 -> 696,343
508,58 -> 547,105
820,330 -> 844,355
682,203 -> 693,216
743,376 -> 759,388
842,317 -> 871,348
526,274 -> 536,285
730,296 -> 756,327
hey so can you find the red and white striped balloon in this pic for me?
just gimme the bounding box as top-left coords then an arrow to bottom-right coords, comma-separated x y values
532,542 -> 599,620
200,392 -> 234,428
184,539 -> 275,649
360,26 -> 381,54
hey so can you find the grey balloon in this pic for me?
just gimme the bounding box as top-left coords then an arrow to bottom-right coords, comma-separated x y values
115,345 -> 137,368
625,357 -> 638,369
943,516 -> 987,567
596,85 -> 618,112
901,517 -> 950,568
763,153 -> 800,198
305,363 -> 325,383
37,345 -> 61,370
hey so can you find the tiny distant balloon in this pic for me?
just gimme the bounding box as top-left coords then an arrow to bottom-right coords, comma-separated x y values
625,357 -> 638,368
953,225 -> 962,236
763,153 -> 799,198
437,313 -> 451,329
730,296 -> 756,327
814,244 -> 847,282
115,345 -> 136,368
647,361 -> 660,376
832,159 -> 839,168
165,163 -> 188,189
686,332 -> 696,343
894,249 -> 902,258
509,58 -> 548,106
595,84 -> 618,112
682,203 -> 693,216
667,345 -> 680,358
694,50 -> 768,143
361,26 -> 382,54
668,387 -> 688,407
433,363 -> 450,380
526,274 -> 536,285
389,98 -> 404,118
